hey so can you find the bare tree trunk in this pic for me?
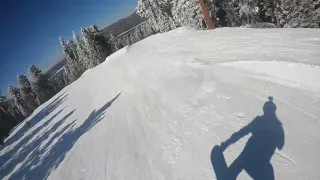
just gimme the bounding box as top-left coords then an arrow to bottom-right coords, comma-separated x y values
199,0 -> 215,29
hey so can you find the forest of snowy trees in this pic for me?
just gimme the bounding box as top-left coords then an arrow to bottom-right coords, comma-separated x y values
136,0 -> 320,31
58,25 -> 113,82
59,23 -> 156,84
0,22 -> 152,143
0,64 -> 58,144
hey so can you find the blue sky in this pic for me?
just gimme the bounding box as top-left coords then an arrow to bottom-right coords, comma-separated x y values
0,0 -> 137,94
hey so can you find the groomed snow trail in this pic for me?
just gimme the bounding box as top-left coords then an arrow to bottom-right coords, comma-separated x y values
1,28 -> 320,180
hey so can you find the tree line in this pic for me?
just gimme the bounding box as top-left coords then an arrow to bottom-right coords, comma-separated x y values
137,0 -> 320,31
0,25 -> 111,143
0,23 -> 156,144
0,65 -> 56,144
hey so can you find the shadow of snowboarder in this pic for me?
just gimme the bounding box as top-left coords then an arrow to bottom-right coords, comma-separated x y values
211,97 -> 285,180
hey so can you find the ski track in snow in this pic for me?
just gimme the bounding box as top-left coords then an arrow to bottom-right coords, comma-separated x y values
1,27 -> 320,180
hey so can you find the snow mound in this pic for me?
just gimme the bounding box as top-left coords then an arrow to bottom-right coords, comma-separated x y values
1,28 -> 320,180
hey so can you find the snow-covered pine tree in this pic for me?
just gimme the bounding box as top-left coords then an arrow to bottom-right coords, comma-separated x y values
278,0 -> 320,28
137,0 -> 157,30
155,0 -> 177,31
80,27 -> 95,68
59,37 -> 82,81
0,91 -> 22,120
89,25 -> 112,64
8,85 -> 31,117
137,0 -> 176,32
172,0 -> 206,29
18,75 -> 39,108
238,0 -> 257,25
73,31 -> 90,71
0,91 -> 24,142
82,25 -> 111,67
250,0 -> 279,26
65,39 -> 82,78
220,0 -> 242,27
67,41 -> 81,77
0,91 -> 7,114
28,65 -> 54,104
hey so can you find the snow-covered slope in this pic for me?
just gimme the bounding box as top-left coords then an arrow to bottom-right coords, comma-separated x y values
1,27 -> 320,180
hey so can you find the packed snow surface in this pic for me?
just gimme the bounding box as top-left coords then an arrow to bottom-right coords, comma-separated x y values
1,27 -> 320,180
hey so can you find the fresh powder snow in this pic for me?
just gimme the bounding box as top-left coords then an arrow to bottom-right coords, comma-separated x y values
0,27 -> 320,180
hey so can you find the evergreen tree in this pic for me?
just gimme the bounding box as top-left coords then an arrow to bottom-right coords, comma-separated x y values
28,65 -> 54,104
8,85 -> 30,116
89,25 -> 112,64
136,0 -> 319,29
222,0 -> 242,26
172,0 -> 206,29
137,0 -> 176,32
0,91 -> 24,143
18,75 -> 39,108
59,37 -> 82,81
238,0 -> 259,25
73,31 -> 90,71
278,0 -> 320,28
81,27 -> 96,68
82,25 -> 112,67
0,91 -> 22,119
0,91 -> 7,114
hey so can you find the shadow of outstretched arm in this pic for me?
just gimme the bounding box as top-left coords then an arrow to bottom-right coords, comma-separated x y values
220,118 -> 257,151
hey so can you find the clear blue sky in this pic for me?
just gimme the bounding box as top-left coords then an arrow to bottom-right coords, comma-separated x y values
0,0 -> 137,94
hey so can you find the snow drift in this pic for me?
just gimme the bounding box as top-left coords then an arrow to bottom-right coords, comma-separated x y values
1,27 -> 320,180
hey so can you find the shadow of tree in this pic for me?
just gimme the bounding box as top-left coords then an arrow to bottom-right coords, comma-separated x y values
211,97 -> 285,180
0,109 -> 75,179
7,92 -> 121,180
0,107 -> 66,166
3,92 -> 68,148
